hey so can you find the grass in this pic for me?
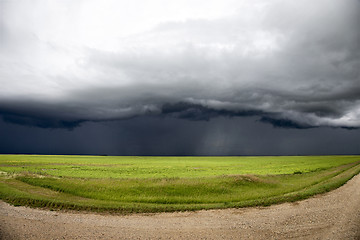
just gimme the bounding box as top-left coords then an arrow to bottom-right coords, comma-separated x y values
0,154 -> 359,213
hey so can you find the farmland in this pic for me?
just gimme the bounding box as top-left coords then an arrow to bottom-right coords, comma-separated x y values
0,155 -> 359,213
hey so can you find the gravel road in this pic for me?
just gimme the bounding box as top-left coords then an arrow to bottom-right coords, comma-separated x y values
1,174 -> 359,240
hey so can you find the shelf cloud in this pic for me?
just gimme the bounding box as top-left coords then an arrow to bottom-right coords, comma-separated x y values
1,0 -> 359,129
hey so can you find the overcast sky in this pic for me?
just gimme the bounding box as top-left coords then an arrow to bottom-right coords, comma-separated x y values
0,0 -> 359,155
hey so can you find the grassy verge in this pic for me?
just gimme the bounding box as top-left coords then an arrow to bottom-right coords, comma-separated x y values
0,155 -> 359,214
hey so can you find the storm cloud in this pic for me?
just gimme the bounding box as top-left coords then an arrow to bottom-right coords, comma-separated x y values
0,0 -> 360,130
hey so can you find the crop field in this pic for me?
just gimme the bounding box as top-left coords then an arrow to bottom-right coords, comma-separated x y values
1,155 -> 360,213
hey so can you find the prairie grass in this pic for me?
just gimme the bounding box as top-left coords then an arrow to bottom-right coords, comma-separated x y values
0,155 -> 359,213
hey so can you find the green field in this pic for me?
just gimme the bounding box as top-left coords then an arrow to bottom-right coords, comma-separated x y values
1,155 -> 360,213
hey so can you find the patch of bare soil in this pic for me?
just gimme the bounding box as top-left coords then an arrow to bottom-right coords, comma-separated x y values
1,174 -> 360,240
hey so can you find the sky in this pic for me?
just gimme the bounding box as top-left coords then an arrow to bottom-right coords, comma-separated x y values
0,0 -> 359,155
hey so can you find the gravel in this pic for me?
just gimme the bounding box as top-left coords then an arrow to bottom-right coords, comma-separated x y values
1,174 -> 360,240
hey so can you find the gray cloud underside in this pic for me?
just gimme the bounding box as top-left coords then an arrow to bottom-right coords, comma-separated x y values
0,0 -> 359,129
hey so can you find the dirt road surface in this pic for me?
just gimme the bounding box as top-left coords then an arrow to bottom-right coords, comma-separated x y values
1,174 -> 360,240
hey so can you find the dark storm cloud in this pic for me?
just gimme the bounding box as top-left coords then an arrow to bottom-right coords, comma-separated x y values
259,117 -> 314,129
0,0 -> 359,129
0,101 -> 86,129
1,113 -> 83,129
1,116 -> 360,156
161,102 -> 263,121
